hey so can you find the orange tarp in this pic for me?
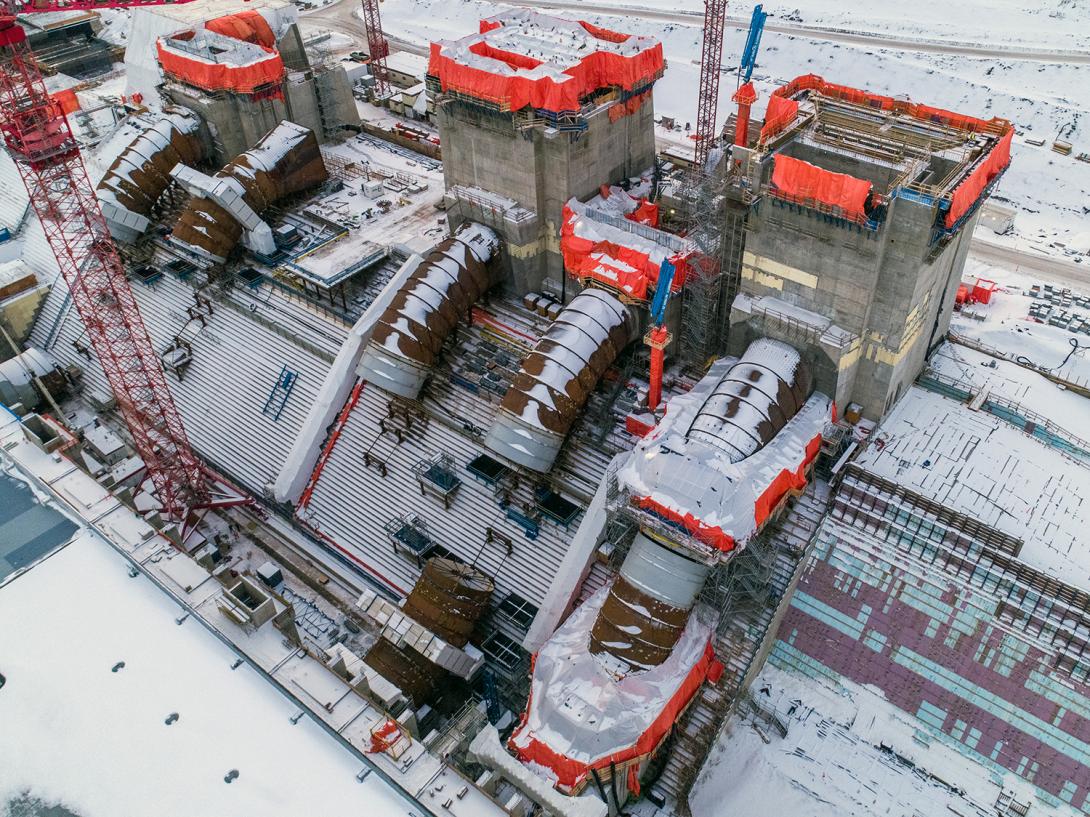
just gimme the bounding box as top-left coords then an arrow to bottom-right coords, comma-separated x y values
509,640 -> 717,791
157,38 -> 284,94
429,18 -> 663,113
50,88 -> 79,115
560,202 -> 687,300
945,128 -> 1013,227
205,10 -> 275,48
771,154 -> 872,220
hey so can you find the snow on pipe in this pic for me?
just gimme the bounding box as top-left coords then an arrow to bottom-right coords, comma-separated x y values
356,223 -> 498,400
169,121 -> 328,263
686,336 -> 811,462
589,532 -> 710,669
485,288 -> 632,473
96,109 -> 207,243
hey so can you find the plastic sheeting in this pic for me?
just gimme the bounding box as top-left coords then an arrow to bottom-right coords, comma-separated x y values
156,35 -> 284,95
428,10 -> 663,114
945,128 -> 1013,227
617,344 -> 833,555
508,586 -> 716,793
770,154 -> 872,221
205,10 -> 276,48
561,202 -> 688,301
759,74 -> 1012,144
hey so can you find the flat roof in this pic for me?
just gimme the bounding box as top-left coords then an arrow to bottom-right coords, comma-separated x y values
853,386 -> 1090,591
0,528 -> 417,817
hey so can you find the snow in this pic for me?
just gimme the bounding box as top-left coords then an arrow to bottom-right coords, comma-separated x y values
0,530 -> 416,817
510,584 -> 712,774
377,0 -> 1090,251
854,386 -> 1090,592
690,660 -> 1056,817
947,257 -> 1090,392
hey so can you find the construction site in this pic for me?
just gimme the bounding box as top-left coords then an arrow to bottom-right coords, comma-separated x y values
0,1 -> 1087,816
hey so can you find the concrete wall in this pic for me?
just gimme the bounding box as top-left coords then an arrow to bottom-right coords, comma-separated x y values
731,157 -> 976,418
437,95 -> 657,297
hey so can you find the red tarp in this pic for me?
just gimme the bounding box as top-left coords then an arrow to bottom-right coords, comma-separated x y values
945,129 -> 1013,227
509,639 -> 717,792
608,89 -> 650,121
625,199 -> 659,227
771,154 -> 872,220
753,432 -> 823,528
50,88 -> 79,115
635,496 -> 736,551
560,202 -> 687,300
205,10 -> 275,48
759,74 -> 1012,145
157,37 -> 284,95
429,18 -> 664,113
759,93 -> 798,142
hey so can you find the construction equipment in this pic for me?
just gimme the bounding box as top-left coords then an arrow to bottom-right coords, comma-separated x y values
0,0 -> 246,535
731,4 -> 767,148
693,0 -> 728,169
360,0 -> 390,98
644,259 -> 676,412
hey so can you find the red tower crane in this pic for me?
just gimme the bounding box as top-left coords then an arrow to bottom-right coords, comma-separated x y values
0,0 -> 245,532
693,0 -> 728,169
360,0 -> 390,98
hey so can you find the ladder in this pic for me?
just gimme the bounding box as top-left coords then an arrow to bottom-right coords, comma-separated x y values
262,365 -> 299,421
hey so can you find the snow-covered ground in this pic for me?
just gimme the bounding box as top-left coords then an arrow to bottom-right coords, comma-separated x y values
375,0 -> 1090,251
0,529 -> 415,817
690,660 -> 1065,817
949,255 -> 1090,392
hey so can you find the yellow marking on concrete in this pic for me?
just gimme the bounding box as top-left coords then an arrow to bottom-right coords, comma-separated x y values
837,339 -> 862,371
742,251 -> 819,289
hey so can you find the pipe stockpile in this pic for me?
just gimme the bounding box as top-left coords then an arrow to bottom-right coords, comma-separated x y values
357,223 -> 498,399
485,287 -> 632,473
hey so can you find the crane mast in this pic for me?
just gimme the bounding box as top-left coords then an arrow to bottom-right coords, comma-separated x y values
360,0 -> 390,98
0,5 -> 212,524
693,0 -> 728,169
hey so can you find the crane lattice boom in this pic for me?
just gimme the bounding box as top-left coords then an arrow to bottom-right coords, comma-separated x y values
0,10 -> 211,523
694,0 -> 728,169
360,0 -> 390,98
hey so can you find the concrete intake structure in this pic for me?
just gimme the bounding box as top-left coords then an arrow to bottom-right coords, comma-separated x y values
96,109 -> 208,243
169,121 -> 327,262
357,223 -> 499,399
485,288 -> 633,473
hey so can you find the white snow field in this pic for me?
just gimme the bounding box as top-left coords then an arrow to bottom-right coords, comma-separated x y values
377,0 -> 1090,250
0,531 -> 415,817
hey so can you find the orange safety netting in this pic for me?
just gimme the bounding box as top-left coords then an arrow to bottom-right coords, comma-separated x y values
608,89 -> 650,122
945,128 -> 1013,227
560,203 -> 687,300
771,154 -> 872,220
157,38 -> 284,95
205,10 -> 276,48
635,496 -> 736,551
509,640 -> 718,791
577,19 -> 630,44
429,19 -> 663,113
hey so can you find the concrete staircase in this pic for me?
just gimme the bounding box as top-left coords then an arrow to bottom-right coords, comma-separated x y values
651,483 -> 830,813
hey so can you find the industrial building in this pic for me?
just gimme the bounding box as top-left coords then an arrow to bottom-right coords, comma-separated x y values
2,1 -> 1085,817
